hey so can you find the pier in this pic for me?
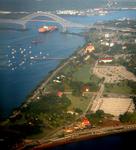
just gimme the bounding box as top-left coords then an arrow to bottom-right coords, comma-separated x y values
30,56 -> 66,61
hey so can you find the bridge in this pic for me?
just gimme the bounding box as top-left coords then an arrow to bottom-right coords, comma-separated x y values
0,12 -> 136,32
0,12 -> 88,32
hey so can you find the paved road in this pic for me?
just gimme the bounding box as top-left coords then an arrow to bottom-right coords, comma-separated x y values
32,61 -> 70,99
28,124 -> 136,150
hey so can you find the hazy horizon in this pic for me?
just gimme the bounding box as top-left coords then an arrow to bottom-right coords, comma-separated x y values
0,0 -> 136,12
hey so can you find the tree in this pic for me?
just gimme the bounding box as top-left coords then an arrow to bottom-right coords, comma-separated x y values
95,110 -> 105,118
119,112 -> 136,123
131,96 -> 136,110
69,81 -> 84,96
74,108 -> 83,114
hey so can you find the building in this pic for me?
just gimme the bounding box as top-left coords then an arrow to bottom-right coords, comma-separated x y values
84,43 -> 95,54
82,117 -> 91,127
81,85 -> 90,96
98,57 -> 113,63
84,55 -> 90,61
57,91 -> 63,97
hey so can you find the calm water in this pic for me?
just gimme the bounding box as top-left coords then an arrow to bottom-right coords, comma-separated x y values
0,10 -> 136,118
0,22 -> 85,117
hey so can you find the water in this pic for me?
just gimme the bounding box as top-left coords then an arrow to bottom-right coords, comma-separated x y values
62,10 -> 136,24
0,10 -> 136,117
0,21 -> 85,117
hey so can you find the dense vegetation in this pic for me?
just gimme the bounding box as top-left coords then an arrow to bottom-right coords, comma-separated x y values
124,55 -> 136,76
86,110 -> 105,125
119,112 -> 136,123
105,80 -> 136,94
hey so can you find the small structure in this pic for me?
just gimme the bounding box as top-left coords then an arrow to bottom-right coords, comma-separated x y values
81,85 -> 90,96
64,128 -> 74,133
84,43 -> 95,54
67,111 -> 75,115
105,33 -> 110,38
98,57 -> 113,63
57,91 -> 63,97
53,79 -> 61,83
109,42 -> 114,47
82,117 -> 91,127
84,55 -> 90,61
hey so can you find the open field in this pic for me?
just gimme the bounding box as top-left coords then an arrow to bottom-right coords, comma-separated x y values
95,97 -> 135,117
104,84 -> 132,94
72,64 -> 91,83
94,65 -> 136,83
67,94 -> 92,112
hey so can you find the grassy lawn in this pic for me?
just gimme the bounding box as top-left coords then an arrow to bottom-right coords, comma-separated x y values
104,84 -> 132,94
27,128 -> 51,139
67,94 -> 92,112
72,64 -> 91,83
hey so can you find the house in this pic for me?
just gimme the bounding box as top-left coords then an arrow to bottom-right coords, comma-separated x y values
82,117 -> 91,126
105,33 -> 110,38
81,85 -> 90,96
57,91 -> 63,97
98,57 -> 113,63
84,43 -> 95,54
109,42 -> 114,47
53,79 -> 61,83
67,111 -> 75,115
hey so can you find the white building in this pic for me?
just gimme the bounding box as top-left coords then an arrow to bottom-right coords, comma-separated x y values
98,57 -> 113,63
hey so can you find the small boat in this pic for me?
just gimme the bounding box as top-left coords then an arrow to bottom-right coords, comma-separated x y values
31,40 -> 43,44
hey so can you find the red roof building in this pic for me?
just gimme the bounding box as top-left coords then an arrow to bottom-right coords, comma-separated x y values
82,117 -> 91,126
84,43 -> 95,54
57,91 -> 63,97
98,57 -> 113,63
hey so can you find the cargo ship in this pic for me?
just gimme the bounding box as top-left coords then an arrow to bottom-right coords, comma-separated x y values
38,26 -> 57,33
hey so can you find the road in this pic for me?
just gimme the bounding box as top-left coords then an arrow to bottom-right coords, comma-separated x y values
89,61 -> 105,112
28,60 -> 70,101
20,124 -> 136,150
90,83 -> 105,112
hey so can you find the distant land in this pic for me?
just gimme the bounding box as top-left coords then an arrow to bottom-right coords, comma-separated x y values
0,0 -> 136,12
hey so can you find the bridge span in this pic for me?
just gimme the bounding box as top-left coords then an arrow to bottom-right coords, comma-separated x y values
0,12 -> 136,32
0,12 -> 88,32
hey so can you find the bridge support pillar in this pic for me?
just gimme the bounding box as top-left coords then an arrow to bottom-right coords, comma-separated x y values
61,26 -> 67,33
22,24 -> 27,30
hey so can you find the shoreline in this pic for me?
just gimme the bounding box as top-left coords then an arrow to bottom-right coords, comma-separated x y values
23,124 -> 136,150
20,36 -> 86,109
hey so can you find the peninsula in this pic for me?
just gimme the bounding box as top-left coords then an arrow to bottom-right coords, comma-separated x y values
1,18 -> 136,150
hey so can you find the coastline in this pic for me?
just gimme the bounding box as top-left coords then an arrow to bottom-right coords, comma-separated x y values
23,124 -> 136,150
19,37 -> 86,109
6,16 -> 136,150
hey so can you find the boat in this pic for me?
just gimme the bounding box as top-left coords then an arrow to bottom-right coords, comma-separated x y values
38,25 -> 57,33
31,39 -> 43,44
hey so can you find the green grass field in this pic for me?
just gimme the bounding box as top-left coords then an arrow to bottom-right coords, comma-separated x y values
104,84 -> 132,94
67,94 -> 92,112
72,64 -> 91,83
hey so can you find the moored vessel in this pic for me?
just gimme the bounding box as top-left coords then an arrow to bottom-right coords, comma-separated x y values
38,26 -> 57,33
